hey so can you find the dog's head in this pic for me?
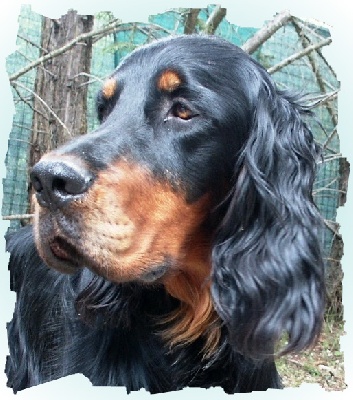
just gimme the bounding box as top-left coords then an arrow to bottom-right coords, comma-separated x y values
30,35 -> 325,357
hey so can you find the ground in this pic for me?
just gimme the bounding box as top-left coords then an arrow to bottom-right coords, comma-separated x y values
276,319 -> 346,391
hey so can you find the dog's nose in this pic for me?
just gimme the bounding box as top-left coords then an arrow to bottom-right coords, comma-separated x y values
30,159 -> 94,210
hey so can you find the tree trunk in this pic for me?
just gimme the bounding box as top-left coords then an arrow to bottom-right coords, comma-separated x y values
29,10 -> 93,212
30,11 -> 94,166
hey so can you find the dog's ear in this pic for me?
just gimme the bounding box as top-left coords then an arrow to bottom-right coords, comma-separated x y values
211,81 -> 326,359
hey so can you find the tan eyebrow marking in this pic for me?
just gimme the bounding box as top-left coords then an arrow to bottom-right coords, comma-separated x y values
157,69 -> 182,92
102,77 -> 118,99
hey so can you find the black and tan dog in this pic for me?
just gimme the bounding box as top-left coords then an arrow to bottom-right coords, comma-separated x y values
6,34 -> 325,393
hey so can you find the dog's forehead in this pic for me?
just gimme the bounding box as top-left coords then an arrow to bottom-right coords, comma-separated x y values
113,35 -> 255,93
101,64 -> 185,102
114,35 -> 235,79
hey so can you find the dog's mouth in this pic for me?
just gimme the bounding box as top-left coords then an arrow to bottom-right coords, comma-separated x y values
49,237 -> 81,265
46,234 -> 170,283
48,236 -> 83,268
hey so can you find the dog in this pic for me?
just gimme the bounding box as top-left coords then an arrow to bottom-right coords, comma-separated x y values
5,34 -> 325,393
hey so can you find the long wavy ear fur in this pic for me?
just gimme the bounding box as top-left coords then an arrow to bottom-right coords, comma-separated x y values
211,75 -> 326,359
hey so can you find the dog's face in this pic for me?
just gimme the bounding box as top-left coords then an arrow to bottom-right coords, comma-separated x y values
31,36 -> 252,285
30,35 -> 325,357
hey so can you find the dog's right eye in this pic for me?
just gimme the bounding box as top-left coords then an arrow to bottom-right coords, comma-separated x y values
172,102 -> 193,120
167,100 -> 198,122
96,96 -> 117,123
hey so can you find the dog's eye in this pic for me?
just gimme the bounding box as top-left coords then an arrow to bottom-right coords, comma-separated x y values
170,102 -> 195,121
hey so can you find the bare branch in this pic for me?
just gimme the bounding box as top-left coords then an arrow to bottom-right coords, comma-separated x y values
307,90 -> 339,108
135,24 -> 161,42
319,154 -> 343,164
9,18 -> 123,82
324,219 -> 341,236
203,5 -> 226,34
267,37 -> 332,74
2,214 -> 34,221
12,80 -> 72,136
92,22 -> 171,44
12,84 -> 49,120
291,19 -> 337,128
292,16 -> 338,79
138,22 -> 174,37
70,72 -> 104,88
314,188 -> 346,196
184,8 -> 201,34
10,18 -> 175,84
322,128 -> 337,150
241,10 -> 292,54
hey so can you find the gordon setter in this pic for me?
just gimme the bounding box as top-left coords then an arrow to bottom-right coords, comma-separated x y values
6,34 -> 325,393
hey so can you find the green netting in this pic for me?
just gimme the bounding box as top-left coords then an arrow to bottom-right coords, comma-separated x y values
87,12 -> 116,133
3,5 -> 340,262
3,5 -> 42,231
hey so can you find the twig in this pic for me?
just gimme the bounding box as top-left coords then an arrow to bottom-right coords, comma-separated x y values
324,220 -> 340,236
16,49 -> 59,82
267,37 -> 332,74
12,84 -> 49,121
314,187 -> 345,195
319,154 -> 343,164
10,137 -> 32,145
293,18 -> 326,42
135,22 -> 172,37
322,128 -> 337,150
135,25 -> 160,42
292,19 -> 337,127
324,145 -> 340,155
286,358 -> 304,368
9,18 -> 123,82
292,17 -> 337,79
11,19 -> 173,83
11,80 -> 72,136
241,10 -> 292,54
70,72 -> 104,88
184,8 -> 201,34
314,174 -> 339,185
203,5 -> 226,34
93,22 -> 171,44
12,123 -> 33,133
307,90 -> 339,108
2,214 -> 34,221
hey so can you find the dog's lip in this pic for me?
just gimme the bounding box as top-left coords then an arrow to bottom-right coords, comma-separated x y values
49,237 -> 81,266
45,235 -> 171,283
48,238 -> 169,283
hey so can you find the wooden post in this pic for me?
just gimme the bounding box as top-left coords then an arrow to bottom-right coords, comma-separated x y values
30,11 -> 94,166
29,10 -> 94,212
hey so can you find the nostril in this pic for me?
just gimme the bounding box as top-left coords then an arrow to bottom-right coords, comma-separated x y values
31,176 -> 44,193
52,173 -> 91,196
30,159 -> 94,210
52,177 -> 67,193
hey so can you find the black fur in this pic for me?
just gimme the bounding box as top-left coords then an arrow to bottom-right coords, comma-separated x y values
5,35 -> 325,393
